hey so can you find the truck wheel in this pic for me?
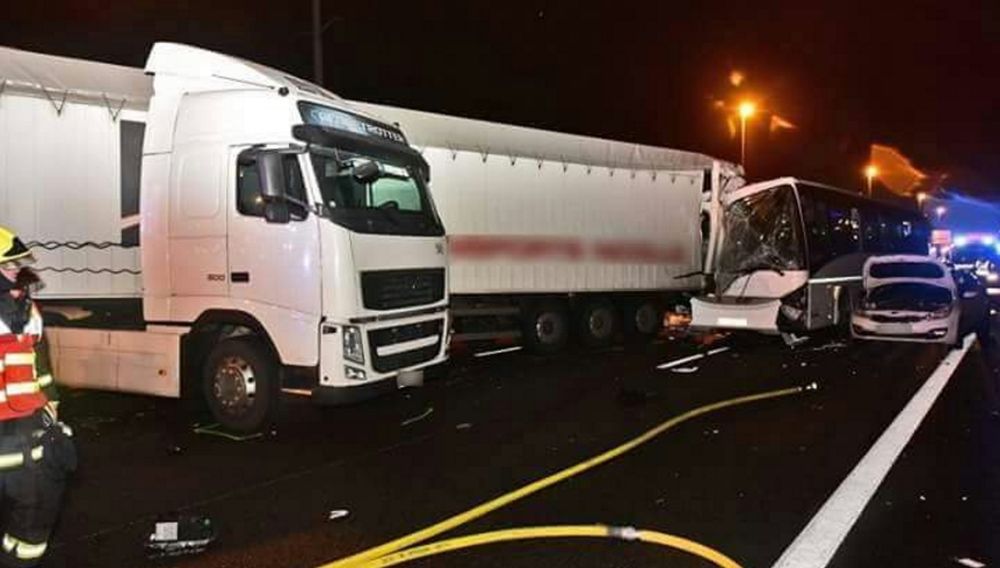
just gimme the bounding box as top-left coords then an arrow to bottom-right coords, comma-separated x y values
623,300 -> 661,340
577,299 -> 617,348
523,302 -> 570,354
203,337 -> 278,433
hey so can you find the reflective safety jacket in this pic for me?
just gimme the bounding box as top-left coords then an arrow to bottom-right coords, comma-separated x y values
0,301 -> 56,421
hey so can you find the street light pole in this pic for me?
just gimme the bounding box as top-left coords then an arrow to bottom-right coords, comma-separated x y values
864,165 -> 878,198
312,0 -> 323,86
737,101 -> 755,172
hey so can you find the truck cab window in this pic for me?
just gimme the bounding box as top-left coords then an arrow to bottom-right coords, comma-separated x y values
237,154 -> 309,220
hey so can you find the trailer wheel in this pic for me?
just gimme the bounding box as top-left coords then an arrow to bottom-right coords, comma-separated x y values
577,299 -> 617,348
523,302 -> 570,354
623,300 -> 661,340
203,337 -> 278,433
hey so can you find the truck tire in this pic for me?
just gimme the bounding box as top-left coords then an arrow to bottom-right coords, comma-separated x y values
577,299 -> 617,348
623,300 -> 661,340
523,301 -> 570,354
202,337 -> 278,433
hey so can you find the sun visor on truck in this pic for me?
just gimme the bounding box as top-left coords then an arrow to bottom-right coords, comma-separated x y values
291,124 -> 430,180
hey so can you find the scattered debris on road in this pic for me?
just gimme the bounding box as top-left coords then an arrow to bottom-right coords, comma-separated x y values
400,407 -> 435,427
145,515 -> 215,559
656,346 -> 730,370
328,510 -> 349,521
474,346 -> 523,358
455,423 -> 473,430
193,423 -> 263,442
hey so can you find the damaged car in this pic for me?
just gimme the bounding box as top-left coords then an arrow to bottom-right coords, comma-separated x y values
852,255 -> 959,344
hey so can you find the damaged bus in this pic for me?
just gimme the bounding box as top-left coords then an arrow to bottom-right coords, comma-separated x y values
691,177 -> 929,342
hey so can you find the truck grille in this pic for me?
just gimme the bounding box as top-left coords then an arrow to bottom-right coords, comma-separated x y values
368,319 -> 444,373
361,269 -> 445,311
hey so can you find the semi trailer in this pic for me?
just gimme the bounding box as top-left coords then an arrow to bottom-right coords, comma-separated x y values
351,102 -> 743,352
0,42 -> 741,432
0,43 -> 450,432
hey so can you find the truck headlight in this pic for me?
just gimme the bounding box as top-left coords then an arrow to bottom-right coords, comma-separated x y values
343,326 -> 365,364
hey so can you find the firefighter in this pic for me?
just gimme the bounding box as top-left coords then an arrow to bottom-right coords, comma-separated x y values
0,227 -> 70,567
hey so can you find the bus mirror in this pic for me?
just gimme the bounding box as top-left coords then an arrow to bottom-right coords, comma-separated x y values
258,152 -> 287,200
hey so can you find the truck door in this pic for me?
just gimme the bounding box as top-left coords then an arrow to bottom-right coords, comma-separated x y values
227,149 -> 322,320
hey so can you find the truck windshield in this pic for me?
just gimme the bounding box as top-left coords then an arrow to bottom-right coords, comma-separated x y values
717,185 -> 805,282
309,149 -> 444,237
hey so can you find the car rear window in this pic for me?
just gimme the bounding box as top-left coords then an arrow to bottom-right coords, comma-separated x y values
869,262 -> 944,279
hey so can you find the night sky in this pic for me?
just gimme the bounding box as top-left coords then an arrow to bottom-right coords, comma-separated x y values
4,1 -> 999,193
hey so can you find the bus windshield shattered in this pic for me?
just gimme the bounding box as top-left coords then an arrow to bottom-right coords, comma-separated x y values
717,185 -> 806,290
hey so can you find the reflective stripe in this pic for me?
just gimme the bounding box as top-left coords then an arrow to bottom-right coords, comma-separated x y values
35,374 -> 53,387
5,382 -> 39,396
0,446 -> 44,470
4,353 -> 34,366
2,534 -> 47,560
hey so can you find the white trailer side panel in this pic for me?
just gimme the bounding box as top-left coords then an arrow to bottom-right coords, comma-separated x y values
0,94 -> 142,298
424,148 -> 704,295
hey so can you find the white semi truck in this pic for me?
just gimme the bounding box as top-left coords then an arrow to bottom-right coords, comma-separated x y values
350,103 -> 743,352
0,44 -> 450,431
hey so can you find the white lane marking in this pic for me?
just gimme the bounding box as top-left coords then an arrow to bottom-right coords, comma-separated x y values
670,366 -> 699,374
954,557 -> 986,568
474,346 -> 524,358
656,346 -> 730,370
772,333 -> 976,568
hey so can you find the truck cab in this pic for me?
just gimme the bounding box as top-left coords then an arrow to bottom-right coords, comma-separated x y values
28,43 -> 449,432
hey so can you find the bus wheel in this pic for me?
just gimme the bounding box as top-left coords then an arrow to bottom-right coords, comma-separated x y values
623,300 -> 661,340
577,299 -> 618,348
203,337 -> 278,433
523,302 -> 570,354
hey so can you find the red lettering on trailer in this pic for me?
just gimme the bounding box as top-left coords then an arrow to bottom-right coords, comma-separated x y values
449,235 -> 685,264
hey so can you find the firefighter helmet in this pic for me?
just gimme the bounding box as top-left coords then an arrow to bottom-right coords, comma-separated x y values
0,227 -> 32,266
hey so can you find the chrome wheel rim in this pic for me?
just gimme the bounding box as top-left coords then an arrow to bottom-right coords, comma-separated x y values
212,356 -> 256,415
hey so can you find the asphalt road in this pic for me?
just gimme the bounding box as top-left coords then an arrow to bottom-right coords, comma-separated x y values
38,326 -> 997,568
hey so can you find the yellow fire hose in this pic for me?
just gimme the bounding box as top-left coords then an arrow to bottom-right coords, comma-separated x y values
364,525 -> 741,568
321,384 -> 811,568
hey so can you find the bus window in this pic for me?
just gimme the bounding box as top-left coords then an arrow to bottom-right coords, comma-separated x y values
798,189 -> 832,268
828,199 -> 860,255
861,207 -> 881,252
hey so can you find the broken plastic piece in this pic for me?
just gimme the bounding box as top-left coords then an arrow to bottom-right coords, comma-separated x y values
455,423 -> 472,430
670,366 -> 699,374
954,558 -> 986,568
145,515 -> 215,559
328,509 -> 349,521
400,407 -> 434,427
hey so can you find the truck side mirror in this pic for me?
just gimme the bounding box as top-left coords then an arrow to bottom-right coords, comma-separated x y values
264,201 -> 291,224
258,152 -> 287,200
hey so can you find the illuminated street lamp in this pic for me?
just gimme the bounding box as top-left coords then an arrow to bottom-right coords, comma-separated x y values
935,205 -> 947,220
916,192 -> 928,204
863,165 -> 878,197
737,101 -> 756,169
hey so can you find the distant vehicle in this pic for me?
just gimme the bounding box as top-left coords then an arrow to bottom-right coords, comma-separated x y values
351,102 -> 743,352
851,255 -> 959,344
690,177 -> 929,342
948,233 -> 1000,296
